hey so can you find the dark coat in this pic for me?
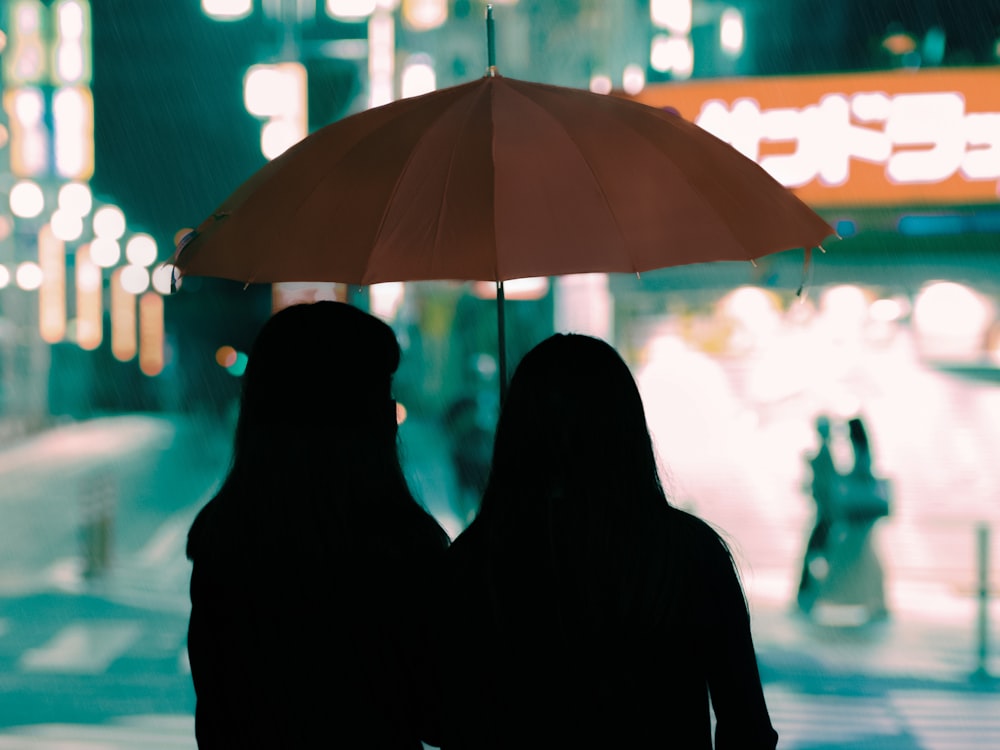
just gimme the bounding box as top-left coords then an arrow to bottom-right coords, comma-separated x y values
186,489 -> 448,749
441,506 -> 777,750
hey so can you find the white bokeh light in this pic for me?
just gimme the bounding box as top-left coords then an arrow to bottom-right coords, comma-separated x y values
401,56 -> 436,99
622,64 -> 646,95
120,264 -> 150,294
10,181 -> 45,218
58,181 -> 92,216
51,209 -> 84,241
16,261 -> 43,290
93,205 -> 126,239
90,237 -> 121,267
126,234 -> 158,266
0,265 -> 10,289
589,75 -> 613,95
201,0 -> 252,20
151,263 -> 178,294
326,0 -> 377,19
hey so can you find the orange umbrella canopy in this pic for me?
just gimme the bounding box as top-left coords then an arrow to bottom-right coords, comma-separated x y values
175,74 -> 834,286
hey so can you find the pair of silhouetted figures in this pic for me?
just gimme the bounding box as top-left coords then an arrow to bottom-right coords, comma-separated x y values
186,301 -> 778,749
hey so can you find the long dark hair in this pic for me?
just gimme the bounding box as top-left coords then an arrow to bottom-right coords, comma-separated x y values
189,301 -> 445,570
477,334 -> 704,638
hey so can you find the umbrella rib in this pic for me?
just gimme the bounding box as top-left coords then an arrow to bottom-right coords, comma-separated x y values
504,85 -> 636,273
367,89 -> 485,281
511,82 -> 752,267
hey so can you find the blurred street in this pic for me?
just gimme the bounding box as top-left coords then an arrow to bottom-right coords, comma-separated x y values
1,318 -> 999,748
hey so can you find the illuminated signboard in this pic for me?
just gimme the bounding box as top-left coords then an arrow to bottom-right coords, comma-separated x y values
628,67 -> 1000,208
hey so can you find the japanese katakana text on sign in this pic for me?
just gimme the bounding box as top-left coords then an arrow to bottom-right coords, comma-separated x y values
630,68 -> 1000,208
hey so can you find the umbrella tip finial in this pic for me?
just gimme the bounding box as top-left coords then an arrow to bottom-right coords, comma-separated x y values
485,3 -> 498,75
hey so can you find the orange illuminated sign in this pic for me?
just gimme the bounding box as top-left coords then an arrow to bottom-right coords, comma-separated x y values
628,67 -> 1000,208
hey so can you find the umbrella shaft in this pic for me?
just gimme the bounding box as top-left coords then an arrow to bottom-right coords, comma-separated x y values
497,280 -> 507,406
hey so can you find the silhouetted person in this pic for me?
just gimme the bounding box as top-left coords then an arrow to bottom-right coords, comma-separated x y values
817,416 -> 888,622
442,334 -> 777,749
797,415 -> 837,612
186,301 -> 449,748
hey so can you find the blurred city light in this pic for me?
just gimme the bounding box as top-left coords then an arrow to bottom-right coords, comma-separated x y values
370,282 -> 405,321
720,8 -> 744,57
93,204 -> 126,239
58,181 -> 92,215
6,1 -> 46,84
869,298 -> 905,323
215,345 -> 238,368
243,65 -> 300,117
402,0 -> 446,30
15,261 -> 43,291
50,209 -> 83,241
120,264 -> 151,295
38,226 -> 67,343
173,227 -> 194,247
139,292 -> 165,376
89,237 -> 120,267
111,268 -> 137,362
835,219 -> 857,238
9,180 -> 45,218
472,277 -> 548,300
912,281 -> 992,361
650,0 -> 691,35
125,234 -> 158,267
368,9 -> 395,107
151,263 -> 176,295
327,0 -> 377,19
75,244 -> 102,349
6,87 -> 48,175
622,64 -> 645,96
650,34 -> 693,78
589,74 -> 612,95
0,265 -> 9,289
243,63 -> 307,160
52,86 -> 95,179
820,284 -> 869,326
201,0 -> 252,20
53,0 -> 90,84
882,28 -> 918,56
401,55 -> 436,98
226,351 -> 249,377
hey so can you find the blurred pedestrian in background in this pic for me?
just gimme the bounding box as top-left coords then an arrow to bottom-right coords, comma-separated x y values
814,416 -> 890,624
797,415 -> 837,613
442,334 -> 777,749
186,301 -> 449,748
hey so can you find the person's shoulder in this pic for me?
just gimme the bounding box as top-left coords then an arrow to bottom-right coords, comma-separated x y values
186,492 -> 224,562
444,517 -> 487,567
666,506 -> 734,562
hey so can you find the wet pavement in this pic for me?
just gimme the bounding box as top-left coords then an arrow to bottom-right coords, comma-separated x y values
0,411 -> 997,748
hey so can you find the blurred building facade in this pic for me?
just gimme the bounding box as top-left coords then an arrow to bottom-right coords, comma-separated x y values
0,1 -> 998,424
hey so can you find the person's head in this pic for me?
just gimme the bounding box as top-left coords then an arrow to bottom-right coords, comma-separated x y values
232,301 -> 401,475
204,301 -> 443,563
815,415 -> 831,441
483,333 -> 662,514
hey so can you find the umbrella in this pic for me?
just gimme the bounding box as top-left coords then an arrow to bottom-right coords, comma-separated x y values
174,6 -> 834,396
